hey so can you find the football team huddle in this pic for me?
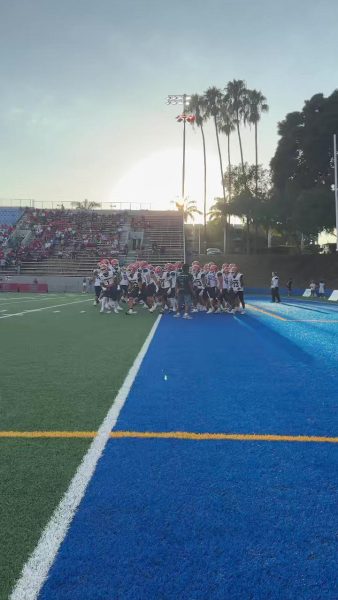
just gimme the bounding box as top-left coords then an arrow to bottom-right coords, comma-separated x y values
93,259 -> 245,318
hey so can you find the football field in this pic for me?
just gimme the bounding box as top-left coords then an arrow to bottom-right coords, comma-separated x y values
1,293 -> 337,599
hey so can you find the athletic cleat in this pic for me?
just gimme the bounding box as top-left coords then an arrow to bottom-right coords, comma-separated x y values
126,309 -> 137,315
114,308 -> 119,314
173,312 -> 180,318
183,313 -> 192,319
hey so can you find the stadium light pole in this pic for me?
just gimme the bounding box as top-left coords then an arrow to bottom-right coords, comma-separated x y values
166,94 -> 191,199
334,134 -> 338,251
166,94 -> 192,263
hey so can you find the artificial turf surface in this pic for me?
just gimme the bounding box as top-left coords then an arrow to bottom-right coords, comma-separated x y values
0,439 -> 90,600
2,295 -> 338,599
39,300 -> 338,600
0,294 -> 155,599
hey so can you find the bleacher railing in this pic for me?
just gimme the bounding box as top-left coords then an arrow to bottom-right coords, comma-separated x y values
0,199 -> 173,211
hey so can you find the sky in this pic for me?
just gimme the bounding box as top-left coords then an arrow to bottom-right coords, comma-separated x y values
1,0 -> 338,214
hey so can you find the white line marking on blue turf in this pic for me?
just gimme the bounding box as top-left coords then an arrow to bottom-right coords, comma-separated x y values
0,299 -> 92,320
10,314 -> 162,600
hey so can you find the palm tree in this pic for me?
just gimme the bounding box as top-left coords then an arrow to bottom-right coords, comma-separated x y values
225,80 -> 248,176
176,198 -> 202,223
203,86 -> 228,250
176,198 -> 202,262
71,199 -> 101,210
246,89 -> 269,194
190,94 -> 208,250
208,197 -> 231,253
218,100 -> 235,202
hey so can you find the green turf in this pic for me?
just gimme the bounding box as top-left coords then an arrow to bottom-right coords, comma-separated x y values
0,294 -> 156,597
0,297 -> 155,430
0,439 -> 90,600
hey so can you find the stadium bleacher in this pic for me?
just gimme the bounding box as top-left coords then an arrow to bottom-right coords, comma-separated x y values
0,207 -> 24,226
0,208 -> 25,273
1,208 -> 184,276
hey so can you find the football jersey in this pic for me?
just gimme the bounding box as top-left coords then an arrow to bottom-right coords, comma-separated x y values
222,273 -> 230,290
120,271 -> 129,286
170,272 -> 177,289
161,271 -> 171,289
142,269 -> 151,285
207,272 -> 217,287
231,273 -> 244,292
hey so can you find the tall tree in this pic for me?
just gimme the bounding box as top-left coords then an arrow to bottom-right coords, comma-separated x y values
246,89 -> 269,194
270,91 -> 338,243
227,163 -> 272,253
208,197 -> 232,253
203,86 -> 228,250
175,198 -> 202,223
225,79 -> 248,176
271,91 -> 338,193
218,100 -> 235,202
190,94 -> 208,250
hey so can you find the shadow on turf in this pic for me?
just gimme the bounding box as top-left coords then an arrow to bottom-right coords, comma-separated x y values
233,312 -> 314,365
280,302 -> 334,315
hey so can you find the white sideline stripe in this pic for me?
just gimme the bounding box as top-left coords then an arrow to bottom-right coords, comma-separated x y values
0,299 -> 92,319
0,295 -> 72,306
0,297 -> 63,308
10,314 -> 161,600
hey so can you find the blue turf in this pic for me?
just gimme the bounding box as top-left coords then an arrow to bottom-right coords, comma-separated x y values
40,440 -> 337,600
38,299 -> 338,600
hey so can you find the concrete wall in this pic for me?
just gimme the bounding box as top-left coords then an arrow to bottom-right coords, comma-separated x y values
0,275 -> 87,293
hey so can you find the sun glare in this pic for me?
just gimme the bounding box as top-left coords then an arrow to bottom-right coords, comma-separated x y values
110,147 -> 221,216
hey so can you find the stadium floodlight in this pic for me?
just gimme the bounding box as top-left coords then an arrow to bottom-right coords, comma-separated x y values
166,93 -> 192,263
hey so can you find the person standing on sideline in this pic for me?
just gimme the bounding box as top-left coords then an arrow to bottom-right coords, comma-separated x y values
271,272 -> 281,303
309,280 -> 317,297
286,278 -> 293,297
318,280 -> 325,298
174,263 -> 194,319
82,277 -> 87,294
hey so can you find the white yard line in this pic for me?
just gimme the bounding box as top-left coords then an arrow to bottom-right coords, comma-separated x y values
10,314 -> 161,600
0,298 -> 92,319
0,295 -> 62,307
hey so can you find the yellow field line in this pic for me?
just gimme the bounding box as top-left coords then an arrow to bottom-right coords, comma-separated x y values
0,431 -> 96,438
0,430 -> 337,443
247,304 -> 288,321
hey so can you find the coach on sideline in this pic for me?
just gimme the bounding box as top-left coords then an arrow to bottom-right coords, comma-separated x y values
175,263 -> 194,319
271,272 -> 281,303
